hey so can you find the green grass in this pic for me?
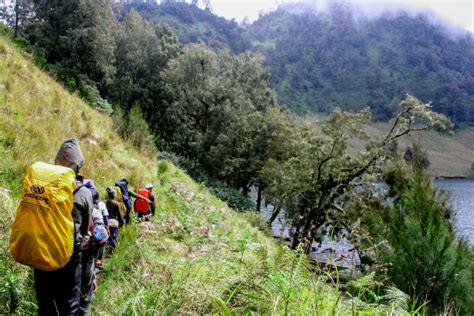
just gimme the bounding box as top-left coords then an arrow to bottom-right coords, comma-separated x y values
0,32 -> 410,314
356,122 -> 474,178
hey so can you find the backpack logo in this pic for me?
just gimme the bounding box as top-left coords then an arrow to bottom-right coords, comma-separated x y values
30,185 -> 45,194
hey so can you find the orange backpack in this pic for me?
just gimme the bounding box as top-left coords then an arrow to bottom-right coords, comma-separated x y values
134,188 -> 150,214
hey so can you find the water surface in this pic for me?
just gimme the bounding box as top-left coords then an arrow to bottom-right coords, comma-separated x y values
434,179 -> 474,245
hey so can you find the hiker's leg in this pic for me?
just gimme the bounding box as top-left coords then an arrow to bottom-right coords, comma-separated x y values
34,269 -> 57,316
79,249 -> 95,316
55,252 -> 82,315
107,227 -> 118,253
96,244 -> 104,269
97,245 -> 104,261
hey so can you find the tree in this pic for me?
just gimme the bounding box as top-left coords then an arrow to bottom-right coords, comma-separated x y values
203,0 -> 212,12
25,0 -> 117,91
111,9 -> 179,110
159,44 -> 276,193
0,0 -> 34,38
261,95 -> 452,252
378,167 -> 473,313
403,141 -> 430,170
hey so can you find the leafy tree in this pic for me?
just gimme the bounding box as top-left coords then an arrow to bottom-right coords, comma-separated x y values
261,95 -> 452,252
403,141 -> 430,170
203,0 -> 212,12
159,44 -> 276,194
25,0 -> 117,91
111,9 -> 179,110
0,0 -> 34,38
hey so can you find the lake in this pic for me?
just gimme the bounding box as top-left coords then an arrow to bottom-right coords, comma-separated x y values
261,179 -> 474,268
434,179 -> 474,245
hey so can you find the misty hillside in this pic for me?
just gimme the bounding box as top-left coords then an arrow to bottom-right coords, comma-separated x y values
125,2 -> 474,123
247,5 -> 474,122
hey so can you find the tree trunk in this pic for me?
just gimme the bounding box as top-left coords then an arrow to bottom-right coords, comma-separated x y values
291,209 -> 306,249
14,2 -> 19,38
291,223 -> 301,249
268,205 -> 281,225
256,185 -> 262,213
241,182 -> 250,197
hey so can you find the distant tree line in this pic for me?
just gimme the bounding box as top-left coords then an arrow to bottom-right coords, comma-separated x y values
248,5 -> 474,124
3,1 -> 473,124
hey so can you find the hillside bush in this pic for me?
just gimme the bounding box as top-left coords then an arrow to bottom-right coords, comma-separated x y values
377,166 -> 474,313
78,80 -> 114,115
113,105 -> 157,157
158,152 -> 254,211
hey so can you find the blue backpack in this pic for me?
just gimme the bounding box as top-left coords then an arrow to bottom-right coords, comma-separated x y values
115,179 -> 132,212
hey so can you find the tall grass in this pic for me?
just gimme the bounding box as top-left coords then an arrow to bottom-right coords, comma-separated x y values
0,33 -> 156,314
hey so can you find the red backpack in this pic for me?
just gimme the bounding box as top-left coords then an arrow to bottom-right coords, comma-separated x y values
134,188 -> 150,214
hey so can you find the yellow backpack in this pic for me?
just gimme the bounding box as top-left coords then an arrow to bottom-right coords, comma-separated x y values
110,185 -> 127,218
10,162 -> 77,271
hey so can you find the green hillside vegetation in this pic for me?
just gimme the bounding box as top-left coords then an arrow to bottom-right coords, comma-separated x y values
118,1 -> 252,53
109,2 -> 474,124
247,6 -> 474,123
0,31 -> 406,315
1,1 -> 472,312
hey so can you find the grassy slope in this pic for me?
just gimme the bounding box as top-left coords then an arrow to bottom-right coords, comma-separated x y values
0,34 -> 404,314
366,123 -> 474,178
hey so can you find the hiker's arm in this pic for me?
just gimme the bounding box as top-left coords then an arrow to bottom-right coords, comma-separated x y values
128,190 -> 137,198
117,204 -> 125,228
135,194 -> 151,203
74,190 -> 93,250
150,194 -> 156,216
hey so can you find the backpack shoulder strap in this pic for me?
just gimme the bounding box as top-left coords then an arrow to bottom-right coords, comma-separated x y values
73,184 -> 84,195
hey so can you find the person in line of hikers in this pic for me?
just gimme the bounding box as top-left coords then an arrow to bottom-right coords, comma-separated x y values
80,191 -> 108,316
95,201 -> 109,270
134,183 -> 155,221
115,178 -> 134,224
147,183 -> 156,216
32,139 -> 94,316
105,187 -> 124,253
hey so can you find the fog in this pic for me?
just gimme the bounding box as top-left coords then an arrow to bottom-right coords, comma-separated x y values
276,0 -> 473,37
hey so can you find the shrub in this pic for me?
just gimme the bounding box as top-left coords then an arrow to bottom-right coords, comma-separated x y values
380,168 -> 473,313
158,152 -> 254,211
78,80 -> 113,115
113,105 -> 157,156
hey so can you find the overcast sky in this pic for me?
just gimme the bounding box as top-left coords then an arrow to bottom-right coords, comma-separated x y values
209,0 -> 474,32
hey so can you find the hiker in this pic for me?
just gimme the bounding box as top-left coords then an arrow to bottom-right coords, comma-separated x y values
95,201 -> 109,270
115,179 -> 133,224
134,183 -> 155,221
80,191 -> 108,316
34,139 -> 93,315
105,187 -> 124,253
146,183 -> 156,217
